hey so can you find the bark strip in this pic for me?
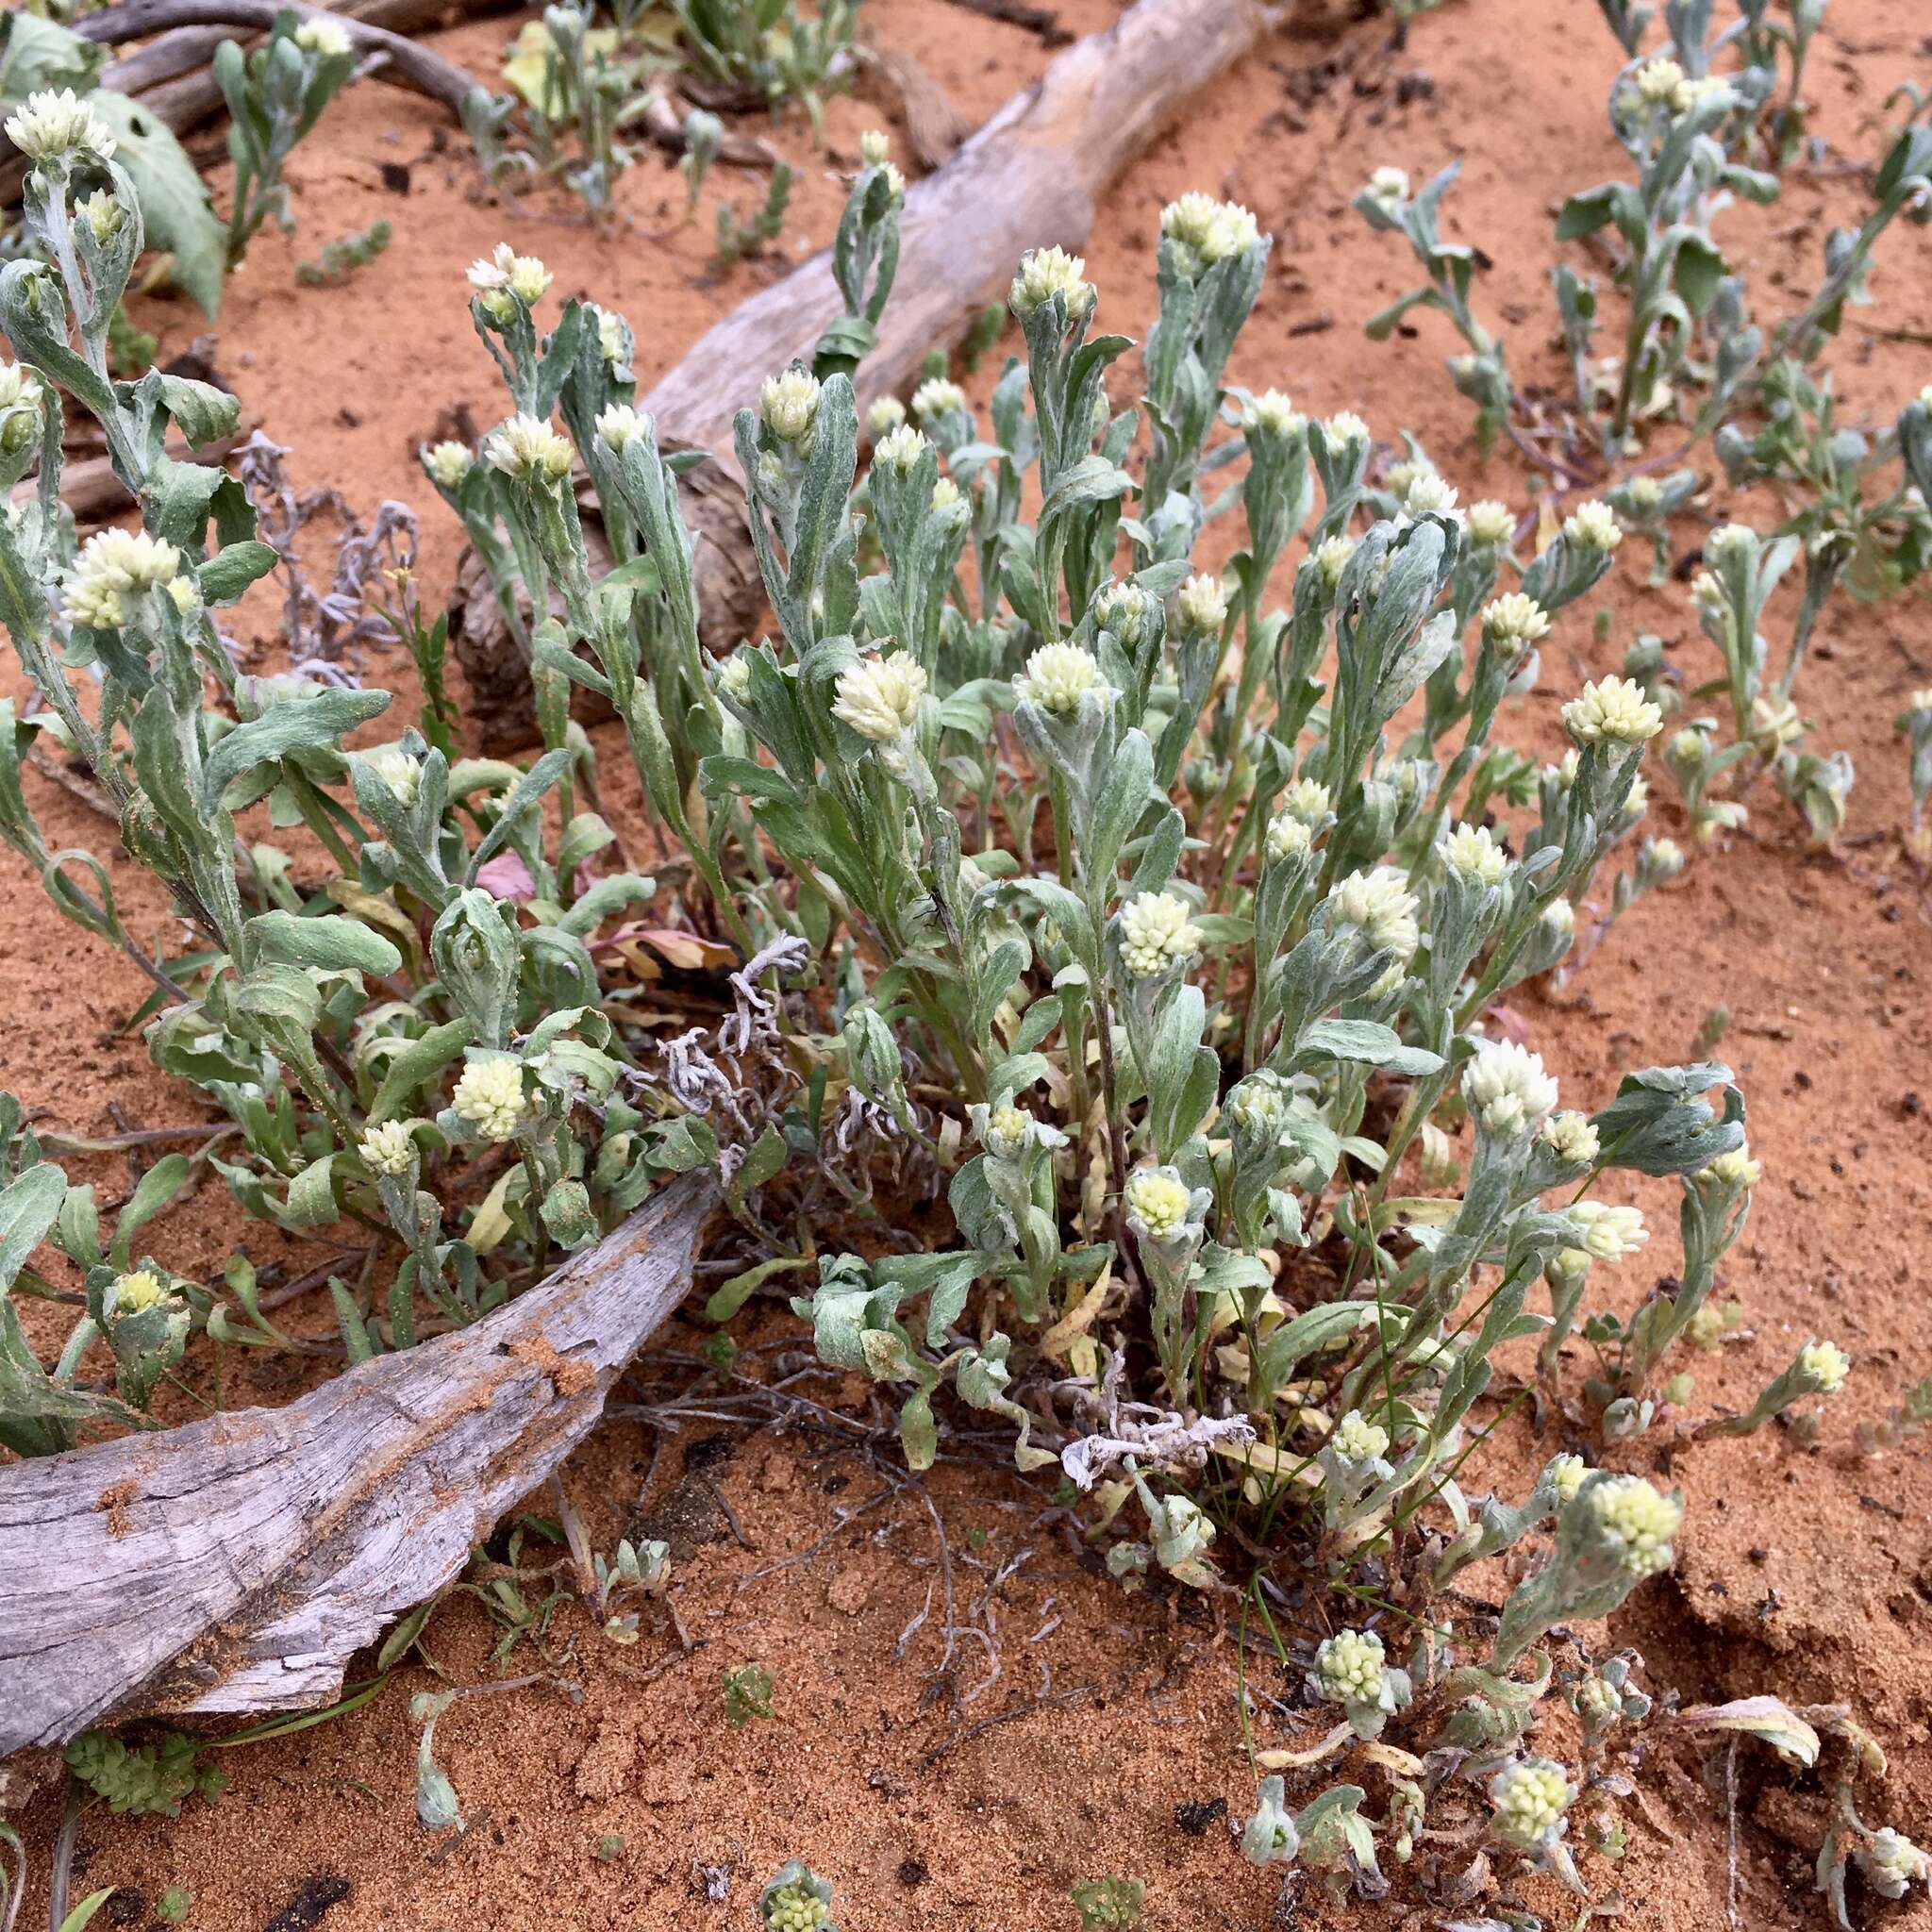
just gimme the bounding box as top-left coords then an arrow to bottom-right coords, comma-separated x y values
0,1170 -> 716,1753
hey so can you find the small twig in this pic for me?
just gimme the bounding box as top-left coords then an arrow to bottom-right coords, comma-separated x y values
916,1681 -> 1095,1772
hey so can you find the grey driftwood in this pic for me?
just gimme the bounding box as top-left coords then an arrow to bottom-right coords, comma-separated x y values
0,1170 -> 715,1754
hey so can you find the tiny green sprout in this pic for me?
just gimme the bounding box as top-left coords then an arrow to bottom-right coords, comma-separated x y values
63,1731 -> 225,1817
1071,1875 -> 1144,1930
723,1663 -> 776,1726
699,1328 -> 738,1371
966,1525 -> 989,1552
593,1833 -> 625,1864
156,1888 -> 191,1924
759,1859 -> 835,1931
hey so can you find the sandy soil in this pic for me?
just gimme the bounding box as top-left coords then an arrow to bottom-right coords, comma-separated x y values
4,0 -> 1932,1925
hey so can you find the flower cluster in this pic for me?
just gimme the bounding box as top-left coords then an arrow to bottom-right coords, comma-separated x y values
1563,675 -> 1663,746
760,369 -> 823,444
468,242 -> 552,319
486,414 -> 573,484
1489,1757 -> 1575,1850
452,1058 -> 526,1141
3,89 -> 117,163
1015,642 -> 1106,715
1589,1474 -> 1682,1579
1463,1040 -> 1559,1138
1009,245 -> 1095,319
1119,891 -> 1202,978
831,652 -> 925,741
63,531 -> 186,630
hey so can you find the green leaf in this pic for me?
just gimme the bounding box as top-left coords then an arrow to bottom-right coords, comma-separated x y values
246,909 -> 402,976
368,1017 -> 473,1122
0,1163 -> 65,1294
200,688 -> 391,812
196,539 -> 278,605
1293,1019 -> 1443,1077
90,92 -> 226,321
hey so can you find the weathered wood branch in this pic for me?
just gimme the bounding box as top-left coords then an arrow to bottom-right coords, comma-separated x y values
0,1170 -> 717,1755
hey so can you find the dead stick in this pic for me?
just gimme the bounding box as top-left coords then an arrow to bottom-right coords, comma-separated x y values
0,1170 -> 716,1750
74,0 -> 488,113
645,0 -> 1283,457
65,0 -> 771,164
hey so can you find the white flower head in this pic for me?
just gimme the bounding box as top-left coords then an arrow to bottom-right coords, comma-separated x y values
1331,1410 -> 1391,1464
1016,641 -> 1107,715
1588,1474 -> 1681,1579
360,745 -> 420,808
1541,893 -> 1576,940
1265,810 -> 1312,863
1241,389 -> 1303,440
359,1118 -> 416,1176
1490,1758 -> 1575,1850
1405,471 -> 1461,522
1124,1167 -> 1192,1240
1673,72 -> 1729,110
1462,1039 -> 1560,1138
64,529 -> 184,629
1856,1829 -> 1930,1902
715,652 -> 754,701
293,15 -> 353,57
1009,245 -> 1094,320
110,1268 -> 169,1315
1161,193 -> 1260,263
1322,411 -> 1370,457
832,650 -> 926,742
1797,1339 -> 1850,1394
595,307 -> 628,364
1367,165 -> 1409,204
1570,1199 -> 1648,1262
1641,835 -> 1687,879
872,423 -> 929,473
453,1057 -> 526,1141
1562,499 -> 1624,552
1540,1110 -> 1600,1167
3,89 -> 117,162
424,441 -> 473,490
1314,1628 -> 1387,1706
982,1102 -> 1033,1160
1481,591 -> 1550,646
1329,866 -> 1420,964
1635,57 -> 1686,104
1563,675 -> 1663,746
858,127 -> 891,166
1281,777 -> 1332,825
595,404 -> 643,454
76,189 -> 125,244
1307,534 -> 1355,588
1119,890 -> 1202,979
0,363 -> 44,414
485,413 -> 573,484
1442,822 -> 1509,886
929,475 -> 962,509
467,242 -> 551,316
866,394 -> 908,439
1546,1452 -> 1590,1505
1175,573 -> 1230,637
760,368 -> 823,445
1699,1141 -> 1760,1190
1467,499 -> 1515,546
910,377 -> 967,424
